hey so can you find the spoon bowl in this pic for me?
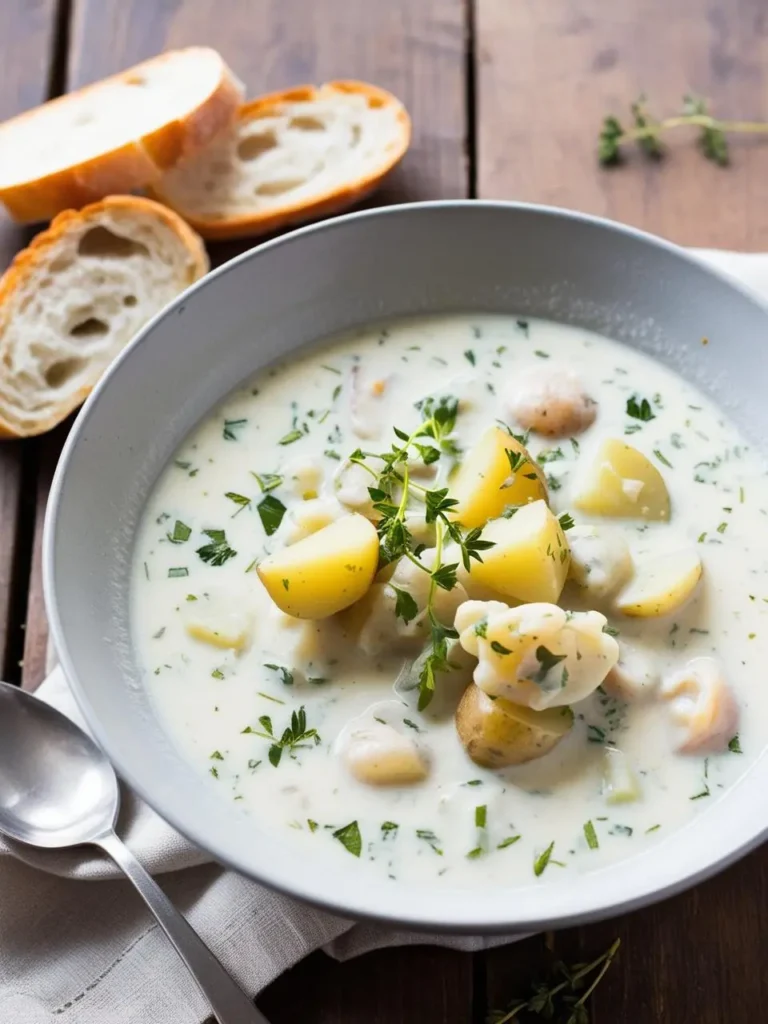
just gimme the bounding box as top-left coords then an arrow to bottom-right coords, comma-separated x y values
0,680 -> 267,1024
0,682 -> 117,847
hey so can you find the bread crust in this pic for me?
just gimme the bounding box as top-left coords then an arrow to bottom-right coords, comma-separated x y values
0,48 -> 243,223
0,195 -> 208,438
150,80 -> 412,240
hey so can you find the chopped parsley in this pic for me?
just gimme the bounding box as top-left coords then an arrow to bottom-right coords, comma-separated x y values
497,835 -> 521,849
264,663 -> 294,686
728,734 -> 742,753
416,829 -> 444,855
252,472 -> 282,493
167,567 -> 189,578
332,821 -> 362,857
196,529 -> 237,566
583,820 -> 599,850
532,645 -> 567,684
626,395 -> 655,421
278,428 -> 303,446
167,520 -> 191,544
225,492 -> 251,516
223,418 -> 247,440
257,494 -> 286,536
533,841 -> 555,876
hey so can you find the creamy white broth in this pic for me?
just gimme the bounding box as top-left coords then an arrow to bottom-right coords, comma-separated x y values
131,314 -> 768,886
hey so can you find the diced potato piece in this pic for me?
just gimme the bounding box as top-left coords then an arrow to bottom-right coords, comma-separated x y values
615,548 -> 702,617
602,747 -> 642,804
467,500 -> 570,604
257,512 -> 378,619
573,438 -> 670,520
603,642 -> 660,702
456,600 -> 619,710
277,497 -> 345,546
660,656 -> 738,753
456,683 -> 573,768
342,723 -> 428,785
567,524 -> 633,600
183,594 -> 252,650
450,426 -> 547,528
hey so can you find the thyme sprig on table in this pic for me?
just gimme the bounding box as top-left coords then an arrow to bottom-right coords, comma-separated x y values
487,938 -> 621,1024
599,94 -> 768,167
347,396 -> 493,710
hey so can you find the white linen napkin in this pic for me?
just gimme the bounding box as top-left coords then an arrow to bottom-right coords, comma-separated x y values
0,246 -> 763,1024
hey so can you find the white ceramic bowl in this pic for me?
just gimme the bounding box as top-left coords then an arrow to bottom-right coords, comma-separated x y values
45,202 -> 768,932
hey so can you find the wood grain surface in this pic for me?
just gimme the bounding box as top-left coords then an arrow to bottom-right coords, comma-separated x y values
6,0 -> 768,1020
0,0 -> 61,682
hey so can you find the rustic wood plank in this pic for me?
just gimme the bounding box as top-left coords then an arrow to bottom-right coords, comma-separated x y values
29,0 -> 473,1018
258,946 -> 473,1024
0,0 -> 61,682
476,1 -> 768,1020
476,0 -> 768,249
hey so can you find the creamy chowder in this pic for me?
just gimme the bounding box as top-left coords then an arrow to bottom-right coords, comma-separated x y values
132,314 -> 768,887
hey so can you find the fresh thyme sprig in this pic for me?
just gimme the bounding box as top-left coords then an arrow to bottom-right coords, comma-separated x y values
243,706 -> 320,767
599,93 -> 768,167
487,938 -> 620,1024
346,396 -> 493,710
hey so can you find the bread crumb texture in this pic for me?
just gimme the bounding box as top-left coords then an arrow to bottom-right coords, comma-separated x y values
152,81 -> 411,239
0,196 -> 208,438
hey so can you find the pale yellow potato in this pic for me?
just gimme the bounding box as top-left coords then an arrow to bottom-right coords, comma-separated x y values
573,438 -> 670,520
342,723 -> 428,786
467,500 -> 570,604
615,548 -> 702,617
455,683 -> 573,768
449,425 -> 547,528
257,512 -> 379,619
183,591 -> 253,650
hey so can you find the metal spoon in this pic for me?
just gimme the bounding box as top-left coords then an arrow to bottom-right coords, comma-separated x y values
0,680 -> 268,1024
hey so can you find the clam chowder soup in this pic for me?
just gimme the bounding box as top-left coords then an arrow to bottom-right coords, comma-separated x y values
132,315 -> 768,885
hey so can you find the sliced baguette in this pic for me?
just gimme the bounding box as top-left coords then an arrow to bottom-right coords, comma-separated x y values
0,48 -> 243,223
150,80 -> 411,239
0,195 -> 208,438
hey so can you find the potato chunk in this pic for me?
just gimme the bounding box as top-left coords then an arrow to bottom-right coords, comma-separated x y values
257,512 -> 378,619
456,600 -> 619,710
183,594 -> 253,650
456,683 -> 573,768
341,723 -> 428,785
467,500 -> 570,604
567,524 -> 633,600
660,656 -> 738,753
573,438 -> 670,520
450,426 -> 547,528
615,548 -> 702,617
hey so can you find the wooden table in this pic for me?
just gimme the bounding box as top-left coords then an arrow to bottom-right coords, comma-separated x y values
2,1 -> 767,1020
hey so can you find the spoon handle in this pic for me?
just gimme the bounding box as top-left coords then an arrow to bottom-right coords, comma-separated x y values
95,830 -> 269,1024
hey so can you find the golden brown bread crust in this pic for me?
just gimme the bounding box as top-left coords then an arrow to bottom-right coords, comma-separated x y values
0,195 -> 209,439
0,49 -> 242,223
150,80 -> 412,240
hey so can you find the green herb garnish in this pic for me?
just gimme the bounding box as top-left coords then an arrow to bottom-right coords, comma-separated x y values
167,520 -> 191,544
533,841 -> 555,876
257,494 -> 286,536
626,395 -> 655,421
252,472 -> 282,492
247,705 -> 320,767
223,418 -> 247,440
168,567 -> 189,578
264,663 -> 294,686
332,821 -> 362,857
278,429 -> 303,446
728,734 -> 742,753
196,529 -> 237,566
583,820 -> 599,850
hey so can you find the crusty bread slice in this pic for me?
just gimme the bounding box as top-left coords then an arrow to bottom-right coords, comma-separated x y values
150,81 -> 411,239
0,48 -> 243,223
0,195 -> 208,438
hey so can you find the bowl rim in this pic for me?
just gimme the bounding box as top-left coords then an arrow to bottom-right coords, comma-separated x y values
43,199 -> 768,933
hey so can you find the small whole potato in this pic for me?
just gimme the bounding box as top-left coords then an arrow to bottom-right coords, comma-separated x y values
455,684 -> 573,768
